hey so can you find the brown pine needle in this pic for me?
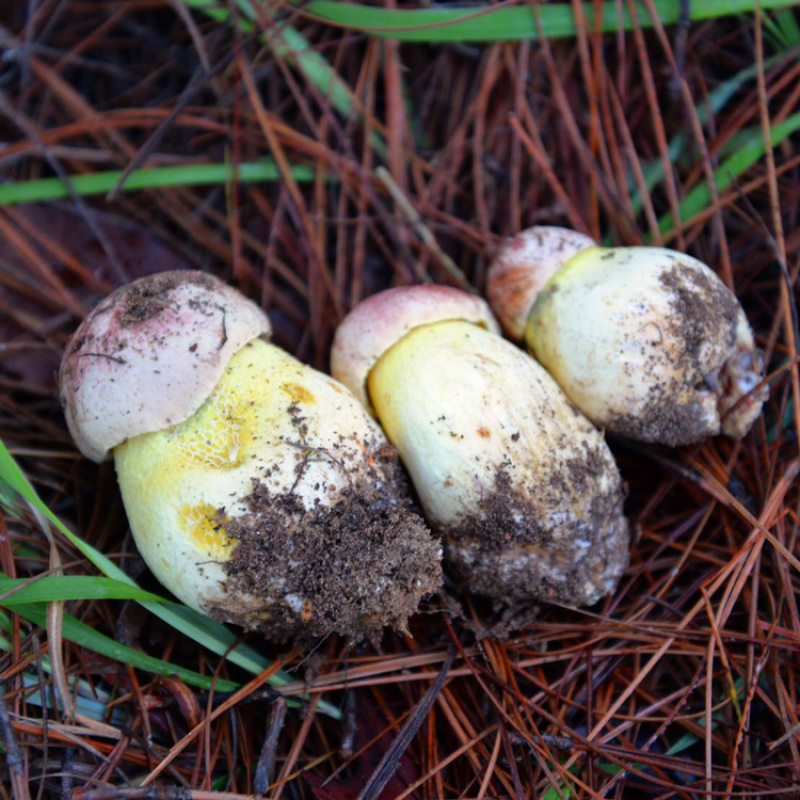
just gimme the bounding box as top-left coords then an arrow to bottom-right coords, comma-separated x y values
2,4 -> 800,798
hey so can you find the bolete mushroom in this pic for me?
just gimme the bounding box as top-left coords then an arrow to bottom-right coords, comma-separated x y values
488,227 -> 768,446
60,271 -> 441,642
331,286 -> 630,608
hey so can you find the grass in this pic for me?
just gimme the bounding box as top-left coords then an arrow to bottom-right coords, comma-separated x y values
294,0 -> 800,41
657,111 -> 800,236
0,162 -> 315,206
0,440 -> 340,715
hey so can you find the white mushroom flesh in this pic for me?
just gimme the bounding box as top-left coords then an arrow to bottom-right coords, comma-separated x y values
367,320 -> 629,606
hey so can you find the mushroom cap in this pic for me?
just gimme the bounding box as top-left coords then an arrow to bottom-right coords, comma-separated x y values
60,270 -> 271,462
331,285 -> 500,411
487,226 -> 595,341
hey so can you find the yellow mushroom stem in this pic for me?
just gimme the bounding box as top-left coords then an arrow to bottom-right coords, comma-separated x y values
114,338 -> 441,642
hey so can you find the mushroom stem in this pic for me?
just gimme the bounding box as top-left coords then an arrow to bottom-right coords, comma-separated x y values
112,337 -> 441,642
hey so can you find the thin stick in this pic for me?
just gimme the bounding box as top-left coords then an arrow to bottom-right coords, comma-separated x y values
376,166 -> 473,292
356,646 -> 455,800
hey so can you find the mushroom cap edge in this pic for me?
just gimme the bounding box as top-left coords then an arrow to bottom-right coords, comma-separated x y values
330,285 -> 500,412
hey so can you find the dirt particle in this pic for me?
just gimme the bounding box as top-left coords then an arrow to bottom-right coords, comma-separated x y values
118,271 -> 216,326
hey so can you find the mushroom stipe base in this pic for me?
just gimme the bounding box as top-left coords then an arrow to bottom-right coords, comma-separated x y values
114,338 -> 441,643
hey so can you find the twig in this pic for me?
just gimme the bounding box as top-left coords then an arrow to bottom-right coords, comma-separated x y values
376,166 -> 473,293
254,697 -> 287,795
0,679 -> 31,800
0,90 -> 129,284
106,35 -> 239,201
356,645 -> 455,800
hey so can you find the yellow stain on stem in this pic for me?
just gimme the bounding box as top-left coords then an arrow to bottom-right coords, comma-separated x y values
281,382 -> 316,404
175,387 -> 253,470
179,502 -> 233,558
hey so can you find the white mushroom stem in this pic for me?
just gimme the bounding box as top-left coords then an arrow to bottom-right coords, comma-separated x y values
526,246 -> 767,445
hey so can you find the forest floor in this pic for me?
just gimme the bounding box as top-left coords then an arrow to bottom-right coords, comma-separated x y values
2,2 -> 800,798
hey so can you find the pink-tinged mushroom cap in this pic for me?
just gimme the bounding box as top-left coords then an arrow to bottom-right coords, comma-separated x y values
487,226 -> 596,341
331,285 -> 500,411
60,270 -> 271,462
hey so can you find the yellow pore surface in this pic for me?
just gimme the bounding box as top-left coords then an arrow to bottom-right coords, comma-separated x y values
113,338 -> 368,612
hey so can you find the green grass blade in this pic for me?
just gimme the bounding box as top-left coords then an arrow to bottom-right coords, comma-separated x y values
7,601 -> 239,692
627,54 -> 786,221
0,441 -> 340,718
294,0 -> 800,43
0,575 -> 168,605
542,784 -> 573,800
0,162 -> 316,207
0,441 -> 164,585
765,9 -> 800,47
657,110 -> 800,235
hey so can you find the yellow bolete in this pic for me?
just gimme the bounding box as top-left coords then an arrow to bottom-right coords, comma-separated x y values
488,227 -> 768,446
331,286 -> 629,607
60,271 -> 441,642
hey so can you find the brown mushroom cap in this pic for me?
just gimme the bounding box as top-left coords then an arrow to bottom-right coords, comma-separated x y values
59,270 -> 271,462
487,226 -> 595,341
330,285 -> 500,411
